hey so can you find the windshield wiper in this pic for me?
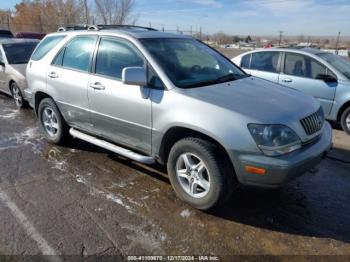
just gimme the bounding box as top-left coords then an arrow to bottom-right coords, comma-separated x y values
183,73 -> 240,88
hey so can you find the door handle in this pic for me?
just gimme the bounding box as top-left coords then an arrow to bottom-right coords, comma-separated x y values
281,78 -> 293,83
89,82 -> 105,90
48,72 -> 58,78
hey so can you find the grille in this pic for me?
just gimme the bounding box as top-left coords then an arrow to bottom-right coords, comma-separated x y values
300,108 -> 324,136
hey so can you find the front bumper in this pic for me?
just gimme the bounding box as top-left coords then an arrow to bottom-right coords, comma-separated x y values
231,121 -> 332,188
23,88 -> 34,108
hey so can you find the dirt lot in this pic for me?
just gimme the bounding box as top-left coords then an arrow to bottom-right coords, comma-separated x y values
0,92 -> 350,260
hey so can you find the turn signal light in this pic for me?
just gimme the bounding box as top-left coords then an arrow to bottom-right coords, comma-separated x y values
245,166 -> 266,175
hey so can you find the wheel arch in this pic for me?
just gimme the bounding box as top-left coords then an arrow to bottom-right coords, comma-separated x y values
337,100 -> 350,122
34,91 -> 54,115
8,80 -> 15,94
158,126 -> 235,171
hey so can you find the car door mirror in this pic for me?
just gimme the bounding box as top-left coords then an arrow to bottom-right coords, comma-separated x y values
122,67 -> 147,86
316,74 -> 337,83
0,61 -> 5,67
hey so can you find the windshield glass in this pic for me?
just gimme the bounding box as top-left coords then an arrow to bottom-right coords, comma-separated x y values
317,52 -> 350,80
3,43 -> 38,64
141,38 -> 247,88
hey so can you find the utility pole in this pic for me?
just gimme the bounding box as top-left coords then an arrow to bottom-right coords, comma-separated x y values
335,31 -> 341,54
6,11 -> 10,30
162,24 -> 164,32
199,27 -> 202,41
83,0 -> 89,24
278,31 -> 283,47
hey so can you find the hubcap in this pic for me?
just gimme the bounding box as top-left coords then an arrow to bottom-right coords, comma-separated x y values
346,113 -> 350,130
12,86 -> 22,107
42,107 -> 59,137
176,153 -> 210,198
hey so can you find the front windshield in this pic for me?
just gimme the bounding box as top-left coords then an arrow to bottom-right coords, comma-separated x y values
141,38 -> 247,88
3,43 -> 38,64
317,52 -> 350,80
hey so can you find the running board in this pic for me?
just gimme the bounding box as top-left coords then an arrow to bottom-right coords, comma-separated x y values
69,128 -> 155,164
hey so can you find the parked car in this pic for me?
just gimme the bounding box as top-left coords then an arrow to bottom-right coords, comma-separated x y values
232,48 -> 350,134
15,32 -> 46,40
25,26 -> 332,210
0,29 -> 14,38
0,39 -> 39,107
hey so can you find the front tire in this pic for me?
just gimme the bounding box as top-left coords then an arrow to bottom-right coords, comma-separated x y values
167,137 -> 237,210
38,98 -> 70,144
341,107 -> 350,135
11,82 -> 27,108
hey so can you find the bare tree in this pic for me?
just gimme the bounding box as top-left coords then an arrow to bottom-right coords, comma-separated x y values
94,0 -> 135,24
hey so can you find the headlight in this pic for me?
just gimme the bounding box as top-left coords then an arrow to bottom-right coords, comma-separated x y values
248,124 -> 301,156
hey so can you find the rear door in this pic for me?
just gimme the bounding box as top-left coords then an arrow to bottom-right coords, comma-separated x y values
46,35 -> 98,131
279,52 -> 337,115
87,36 -> 152,154
241,51 -> 281,83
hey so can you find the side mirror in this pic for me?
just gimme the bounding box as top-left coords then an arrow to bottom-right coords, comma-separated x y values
0,61 -> 5,67
122,67 -> 147,86
316,74 -> 337,83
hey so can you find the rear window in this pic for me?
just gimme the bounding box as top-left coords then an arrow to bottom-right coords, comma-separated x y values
31,35 -> 66,61
241,54 -> 251,68
0,30 -> 14,38
3,43 -> 38,64
250,51 -> 280,73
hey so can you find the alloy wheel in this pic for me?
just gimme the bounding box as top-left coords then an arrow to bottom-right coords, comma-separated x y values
175,153 -> 210,198
12,85 -> 23,107
42,107 -> 59,137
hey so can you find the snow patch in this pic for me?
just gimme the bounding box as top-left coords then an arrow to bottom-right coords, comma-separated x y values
180,209 -> 191,218
0,109 -> 20,119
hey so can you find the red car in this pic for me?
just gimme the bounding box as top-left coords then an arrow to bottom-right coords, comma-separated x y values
15,32 -> 45,40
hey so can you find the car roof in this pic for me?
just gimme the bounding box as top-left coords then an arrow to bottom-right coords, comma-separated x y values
0,38 -> 40,45
243,47 -> 325,56
52,28 -> 191,40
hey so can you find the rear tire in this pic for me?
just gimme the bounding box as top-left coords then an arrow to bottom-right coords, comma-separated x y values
11,82 -> 27,108
38,98 -> 70,144
341,107 -> 350,135
167,137 -> 237,210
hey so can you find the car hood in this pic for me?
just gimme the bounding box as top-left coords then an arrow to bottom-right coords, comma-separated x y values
179,76 -> 320,124
10,64 -> 27,77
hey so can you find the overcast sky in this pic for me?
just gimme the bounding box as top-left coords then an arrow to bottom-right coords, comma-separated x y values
2,0 -> 350,36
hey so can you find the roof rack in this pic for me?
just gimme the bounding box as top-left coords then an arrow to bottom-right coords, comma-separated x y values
57,24 -> 157,32
96,24 -> 157,31
57,24 -> 98,32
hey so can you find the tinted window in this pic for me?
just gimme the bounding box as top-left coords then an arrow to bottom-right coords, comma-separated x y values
31,35 -> 66,61
62,36 -> 97,72
95,38 -> 144,79
284,53 -> 334,79
241,54 -> 251,68
0,30 -> 14,38
3,43 -> 38,64
250,52 -> 279,73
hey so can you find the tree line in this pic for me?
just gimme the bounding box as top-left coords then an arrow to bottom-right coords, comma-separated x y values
0,0 -> 136,33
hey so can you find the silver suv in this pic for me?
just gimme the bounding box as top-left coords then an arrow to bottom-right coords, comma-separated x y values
25,25 -> 332,210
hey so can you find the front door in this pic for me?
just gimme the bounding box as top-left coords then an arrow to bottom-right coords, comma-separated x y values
279,52 -> 337,115
88,37 -> 152,154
